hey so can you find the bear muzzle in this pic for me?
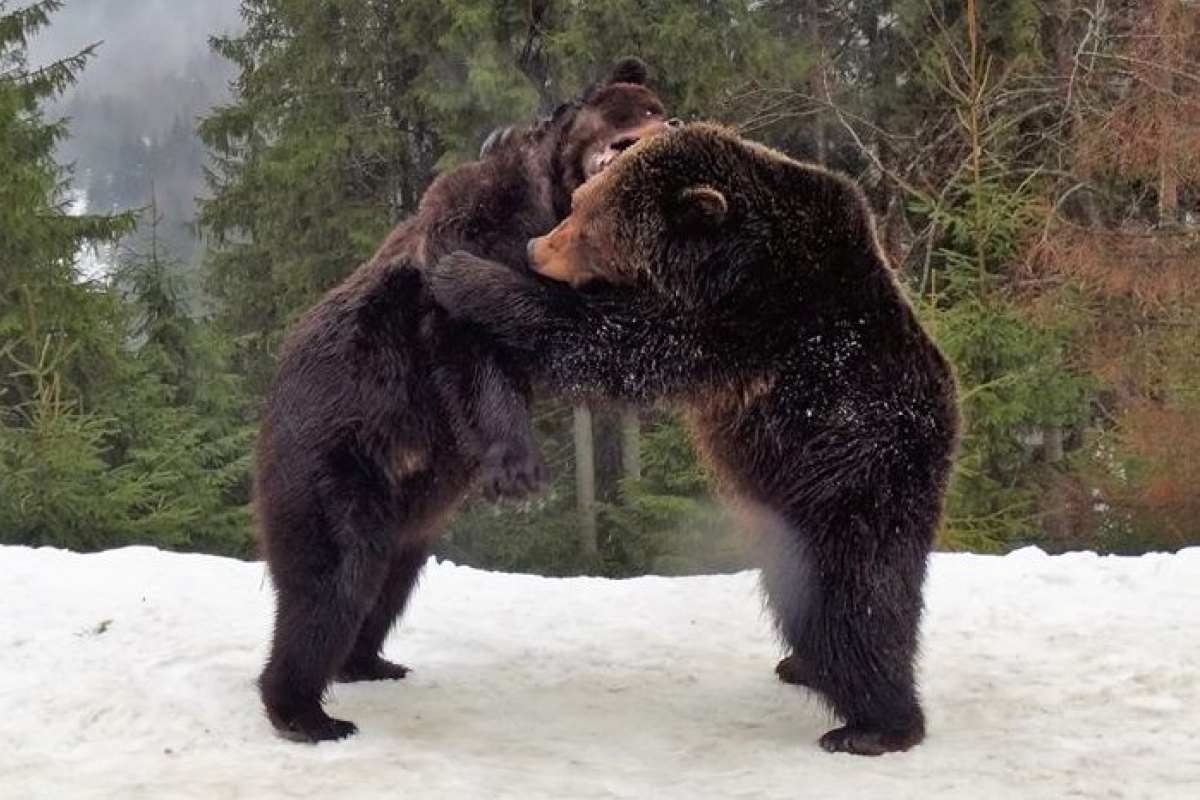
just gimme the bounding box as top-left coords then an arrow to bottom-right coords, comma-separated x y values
527,234 -> 577,285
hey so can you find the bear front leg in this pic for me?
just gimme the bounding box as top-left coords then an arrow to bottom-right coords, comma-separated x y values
430,318 -> 547,502
428,251 -> 590,354
469,360 -> 547,502
430,251 -> 745,405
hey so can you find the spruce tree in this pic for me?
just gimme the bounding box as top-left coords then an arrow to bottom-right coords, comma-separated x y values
0,0 -> 137,547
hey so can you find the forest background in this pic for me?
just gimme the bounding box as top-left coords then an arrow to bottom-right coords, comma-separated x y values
3,0 -> 1197,575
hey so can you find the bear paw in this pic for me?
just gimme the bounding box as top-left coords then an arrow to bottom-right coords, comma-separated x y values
479,441 -> 548,502
818,723 -> 925,756
775,652 -> 815,687
267,706 -> 359,744
336,656 -> 410,683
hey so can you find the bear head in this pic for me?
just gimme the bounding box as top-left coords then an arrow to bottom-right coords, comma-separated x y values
527,123 -> 885,315
483,58 -> 679,217
560,57 -> 676,179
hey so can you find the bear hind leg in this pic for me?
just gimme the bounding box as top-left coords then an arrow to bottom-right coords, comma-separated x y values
746,502 -> 820,689
259,504 -> 394,743
759,504 -> 931,756
336,543 -> 431,683
806,516 -> 930,756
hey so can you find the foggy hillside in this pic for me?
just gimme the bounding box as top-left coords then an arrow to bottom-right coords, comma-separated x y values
26,0 -> 245,266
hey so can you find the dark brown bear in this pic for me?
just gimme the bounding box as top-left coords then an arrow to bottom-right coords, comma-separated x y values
255,58 -> 674,743
429,124 -> 960,756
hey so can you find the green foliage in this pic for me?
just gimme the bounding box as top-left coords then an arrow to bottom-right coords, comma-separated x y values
599,417 -> 744,576
198,0 -> 417,390
7,0 -> 1193,567
0,341 -> 155,549
109,227 -> 257,557
924,295 -> 1088,550
1,2 -> 135,407
439,415 -> 746,577
1,0 -> 136,547
891,0 -> 1094,551
0,1 -> 255,556
542,0 -> 810,124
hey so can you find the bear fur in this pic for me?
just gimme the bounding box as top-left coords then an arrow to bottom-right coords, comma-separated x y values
255,58 -> 673,743
429,123 -> 960,756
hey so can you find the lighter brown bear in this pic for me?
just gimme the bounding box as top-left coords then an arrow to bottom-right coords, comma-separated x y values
430,124 -> 960,756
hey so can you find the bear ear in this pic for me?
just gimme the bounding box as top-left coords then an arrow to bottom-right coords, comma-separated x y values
608,57 -> 649,86
674,186 -> 728,229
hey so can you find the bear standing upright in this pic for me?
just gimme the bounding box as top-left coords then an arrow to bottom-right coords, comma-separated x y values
254,59 -> 674,743
430,124 -> 960,756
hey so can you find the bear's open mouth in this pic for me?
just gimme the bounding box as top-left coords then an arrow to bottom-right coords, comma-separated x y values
591,136 -> 645,175
588,121 -> 674,177
590,147 -> 628,176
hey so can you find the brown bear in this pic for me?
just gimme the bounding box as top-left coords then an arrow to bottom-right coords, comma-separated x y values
255,58 -> 675,743
428,123 -> 960,756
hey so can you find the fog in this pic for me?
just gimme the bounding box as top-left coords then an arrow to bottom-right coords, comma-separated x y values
24,0 -> 246,266
26,0 -> 242,99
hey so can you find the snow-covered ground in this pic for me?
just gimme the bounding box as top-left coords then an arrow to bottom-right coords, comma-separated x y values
1,545 -> 1197,799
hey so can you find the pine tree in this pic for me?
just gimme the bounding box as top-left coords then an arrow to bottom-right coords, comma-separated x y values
195,0 -> 817,573
0,0 -> 143,548
110,206 -> 256,556
1,0 -> 134,406
200,0 -> 420,391
0,1 -> 254,555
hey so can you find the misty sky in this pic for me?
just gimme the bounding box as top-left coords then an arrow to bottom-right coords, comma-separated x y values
21,0 -> 248,262
25,0 -> 243,100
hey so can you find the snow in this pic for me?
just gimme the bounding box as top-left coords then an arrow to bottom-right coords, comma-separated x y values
65,189 -> 114,283
2,545 -> 1198,799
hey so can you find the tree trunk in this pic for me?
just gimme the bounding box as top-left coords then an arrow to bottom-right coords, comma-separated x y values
1042,426 -> 1071,542
1156,0 -> 1181,224
573,405 -> 597,558
1160,156 -> 1179,224
620,409 -> 641,482
1044,426 -> 1064,464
